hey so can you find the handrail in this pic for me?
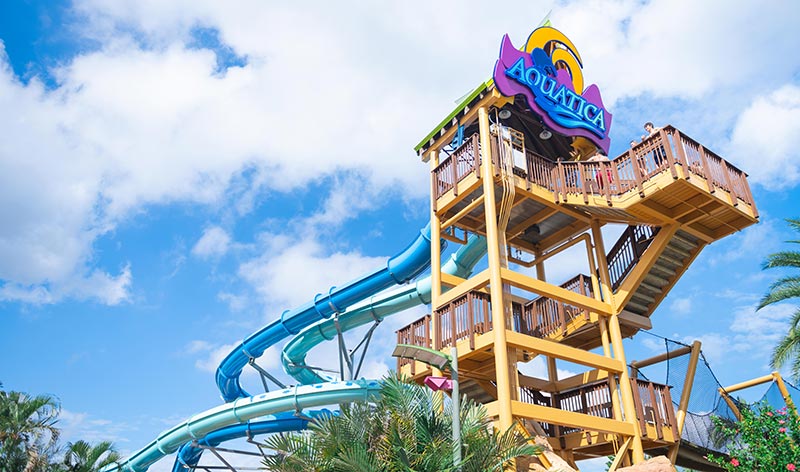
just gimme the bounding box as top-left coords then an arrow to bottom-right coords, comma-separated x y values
432,134 -> 480,199
518,378 -> 678,440
606,225 -> 660,290
431,127 -> 756,214
396,314 -> 431,373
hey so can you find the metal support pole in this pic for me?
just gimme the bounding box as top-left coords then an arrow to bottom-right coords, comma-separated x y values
451,347 -> 461,471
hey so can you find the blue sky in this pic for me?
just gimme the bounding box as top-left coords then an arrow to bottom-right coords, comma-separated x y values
1,1 -> 799,470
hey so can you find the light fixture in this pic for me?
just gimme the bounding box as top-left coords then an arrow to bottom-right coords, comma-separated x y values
498,109 -> 512,119
539,129 -> 552,140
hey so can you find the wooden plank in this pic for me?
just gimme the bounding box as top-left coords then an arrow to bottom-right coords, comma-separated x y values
500,268 -> 614,316
510,400 -> 635,436
505,330 -> 624,373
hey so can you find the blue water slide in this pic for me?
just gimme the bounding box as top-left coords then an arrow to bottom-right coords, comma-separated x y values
216,224 -> 439,401
168,235 -> 486,472
282,234 -> 487,385
171,410 -> 330,472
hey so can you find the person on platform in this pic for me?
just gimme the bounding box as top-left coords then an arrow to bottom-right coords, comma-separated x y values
642,121 -> 661,140
587,151 -> 612,190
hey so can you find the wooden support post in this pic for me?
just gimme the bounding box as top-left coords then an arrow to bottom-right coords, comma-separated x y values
478,106 -> 515,431
773,372 -> 798,416
586,235 -> 623,423
429,150 -> 442,359
668,340 -> 702,463
592,219 -> 645,464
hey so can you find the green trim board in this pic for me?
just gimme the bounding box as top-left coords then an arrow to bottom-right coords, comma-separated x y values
414,80 -> 492,153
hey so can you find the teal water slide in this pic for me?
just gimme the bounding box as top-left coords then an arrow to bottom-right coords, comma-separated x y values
110,228 -> 486,472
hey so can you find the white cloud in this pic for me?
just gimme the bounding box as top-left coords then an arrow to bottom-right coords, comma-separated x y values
518,356 -> 577,380
238,236 -> 387,310
59,409 -> 133,444
552,0 -> 800,105
192,226 -> 231,259
727,84 -> 800,188
670,297 -> 692,316
1,0 -> 797,306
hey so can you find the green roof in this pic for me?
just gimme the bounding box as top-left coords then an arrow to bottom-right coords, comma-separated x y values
414,79 -> 493,153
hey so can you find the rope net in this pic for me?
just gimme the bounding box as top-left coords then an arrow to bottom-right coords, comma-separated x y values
632,335 -> 800,457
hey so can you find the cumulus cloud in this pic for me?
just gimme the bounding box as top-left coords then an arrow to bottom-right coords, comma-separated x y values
1,0 -> 797,307
192,226 -> 232,259
238,236 -> 387,310
727,84 -> 800,188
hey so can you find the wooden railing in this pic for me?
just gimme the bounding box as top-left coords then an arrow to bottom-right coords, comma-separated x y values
431,127 -> 756,215
631,378 -> 678,440
433,274 -> 594,349
395,315 -> 431,373
432,134 -> 480,199
606,225 -> 660,290
434,291 -> 493,350
519,379 -> 678,441
521,274 -> 594,339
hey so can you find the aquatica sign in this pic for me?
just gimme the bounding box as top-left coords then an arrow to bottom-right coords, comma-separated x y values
493,27 -> 613,154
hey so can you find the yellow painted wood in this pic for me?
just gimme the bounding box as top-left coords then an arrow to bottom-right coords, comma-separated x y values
774,372 -> 798,415
723,373 -> 775,393
505,330 -> 624,373
441,197 -> 484,230
434,269 -> 490,307
439,272 -> 466,288
478,106 -> 515,431
499,268 -> 614,316
556,369 -> 610,392
510,400 -> 635,436
608,437 -> 633,472
592,219 -> 645,463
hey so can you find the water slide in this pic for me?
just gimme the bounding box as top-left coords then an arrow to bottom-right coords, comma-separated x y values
114,380 -> 382,472
216,224 -> 436,402
282,234 -> 486,385
108,226 -> 485,472
166,234 -> 487,471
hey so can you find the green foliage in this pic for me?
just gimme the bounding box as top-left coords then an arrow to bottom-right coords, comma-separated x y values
262,375 -> 540,472
707,403 -> 800,471
0,384 -> 119,472
760,218 -> 800,380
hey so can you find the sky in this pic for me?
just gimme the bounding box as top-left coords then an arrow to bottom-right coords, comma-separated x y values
0,0 -> 799,470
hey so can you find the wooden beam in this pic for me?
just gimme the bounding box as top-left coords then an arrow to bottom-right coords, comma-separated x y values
555,369 -> 610,392
536,220 -> 592,253
435,269 -> 490,307
505,330 -> 624,373
500,268 -> 615,316
509,400 -> 636,436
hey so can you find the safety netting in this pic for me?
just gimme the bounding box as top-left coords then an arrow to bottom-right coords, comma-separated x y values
632,333 -> 800,459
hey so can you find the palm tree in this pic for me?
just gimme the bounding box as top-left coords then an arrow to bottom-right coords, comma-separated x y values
262,375 -> 539,472
0,387 -> 60,472
60,440 -> 120,472
759,218 -> 800,379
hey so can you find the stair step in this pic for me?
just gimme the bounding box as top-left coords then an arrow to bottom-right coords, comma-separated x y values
671,232 -> 698,249
640,280 -> 664,293
650,264 -> 677,279
625,300 -> 650,313
631,291 -> 656,304
656,253 -> 684,267
664,244 -> 692,260
644,273 -> 670,287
